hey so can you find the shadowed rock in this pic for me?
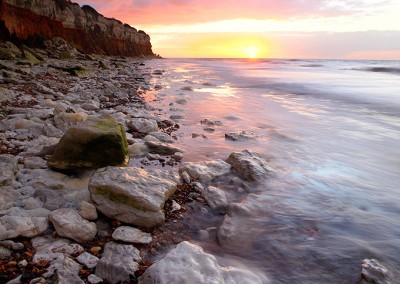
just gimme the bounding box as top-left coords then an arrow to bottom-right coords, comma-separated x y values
47,114 -> 129,172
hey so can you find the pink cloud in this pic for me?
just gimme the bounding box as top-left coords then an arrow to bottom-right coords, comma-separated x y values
73,0 -> 388,25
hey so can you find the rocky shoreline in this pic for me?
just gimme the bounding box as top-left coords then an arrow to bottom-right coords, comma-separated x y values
0,40 -> 393,284
0,39 -> 272,284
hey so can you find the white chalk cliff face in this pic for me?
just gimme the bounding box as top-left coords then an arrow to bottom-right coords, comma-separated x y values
0,0 -> 154,56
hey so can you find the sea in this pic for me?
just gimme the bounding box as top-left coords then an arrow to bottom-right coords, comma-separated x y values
143,58 -> 400,283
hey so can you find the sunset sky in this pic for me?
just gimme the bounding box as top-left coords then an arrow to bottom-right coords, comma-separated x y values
74,0 -> 400,59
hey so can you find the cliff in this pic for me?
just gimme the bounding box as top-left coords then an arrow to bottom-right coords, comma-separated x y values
0,0 -> 154,57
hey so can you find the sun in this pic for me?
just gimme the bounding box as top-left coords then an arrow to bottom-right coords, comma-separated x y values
246,47 -> 258,59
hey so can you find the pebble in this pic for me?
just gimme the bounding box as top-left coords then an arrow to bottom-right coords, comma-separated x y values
18,259 -> 28,267
90,246 -> 102,256
88,274 -> 103,284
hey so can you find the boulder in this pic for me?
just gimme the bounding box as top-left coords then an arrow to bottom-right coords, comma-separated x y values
89,166 -> 180,228
0,41 -> 22,60
48,114 -> 129,171
361,259 -> 393,284
202,186 -> 228,209
95,242 -> 141,284
139,241 -> 266,284
179,160 -> 231,183
0,154 -> 19,186
127,118 -> 158,134
226,150 -> 273,182
112,226 -> 152,244
49,208 -> 97,242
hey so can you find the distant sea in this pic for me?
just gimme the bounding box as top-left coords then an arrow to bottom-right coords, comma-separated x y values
144,58 -> 400,283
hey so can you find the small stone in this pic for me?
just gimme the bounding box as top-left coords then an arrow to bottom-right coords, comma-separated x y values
203,127 -> 215,132
127,118 -> 158,134
91,246 -> 102,256
88,274 -> 103,284
172,152 -> 183,161
1,240 -> 24,250
79,201 -> 98,221
112,226 -> 152,244
29,277 -> 46,284
77,252 -> 99,269
18,259 -> 28,267
171,200 -> 181,212
180,171 -> 191,184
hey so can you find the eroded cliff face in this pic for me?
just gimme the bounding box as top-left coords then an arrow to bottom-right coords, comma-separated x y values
0,0 -> 154,57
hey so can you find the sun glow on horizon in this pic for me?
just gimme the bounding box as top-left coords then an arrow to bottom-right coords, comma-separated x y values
247,47 -> 258,58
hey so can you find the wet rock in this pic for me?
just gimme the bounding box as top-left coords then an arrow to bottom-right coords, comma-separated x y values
145,132 -> 175,143
112,226 -> 152,244
79,201 -> 98,221
180,171 -> 191,184
179,160 -> 231,183
0,208 -> 49,240
48,114 -> 129,171
32,235 -> 84,263
53,106 -> 88,132
139,241 -> 266,284
77,252 -> 99,269
127,117 -> 158,134
49,208 -> 97,242
89,166 -> 180,228
0,154 -> 19,186
82,100 -> 100,111
173,152 -> 183,161
95,242 -> 141,284
129,142 -> 150,158
201,119 -> 223,126
226,150 -> 273,182
361,259 -> 393,284
145,140 -> 184,156
202,186 -> 228,209
225,131 -> 258,141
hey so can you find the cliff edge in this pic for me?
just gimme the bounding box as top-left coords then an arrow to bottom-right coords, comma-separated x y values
0,0 -> 154,57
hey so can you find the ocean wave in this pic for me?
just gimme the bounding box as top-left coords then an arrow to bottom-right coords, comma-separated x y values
363,67 -> 400,75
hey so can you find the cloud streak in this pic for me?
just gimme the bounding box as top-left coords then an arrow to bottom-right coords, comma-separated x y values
74,0 -> 395,25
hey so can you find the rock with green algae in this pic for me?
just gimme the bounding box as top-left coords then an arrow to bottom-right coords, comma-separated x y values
47,114 -> 129,172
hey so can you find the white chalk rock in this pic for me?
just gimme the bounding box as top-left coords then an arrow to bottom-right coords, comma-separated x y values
79,201 -> 98,221
139,241 -> 267,284
202,186 -> 228,209
32,235 -> 84,263
95,242 -> 141,284
89,166 -> 180,228
179,160 -> 231,183
127,118 -> 158,134
49,208 -> 97,242
112,226 -> 152,244
77,252 -> 100,269
361,259 -> 393,284
226,150 -> 273,183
